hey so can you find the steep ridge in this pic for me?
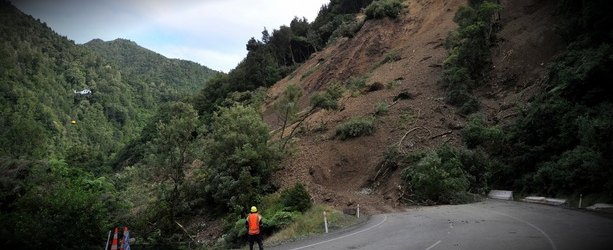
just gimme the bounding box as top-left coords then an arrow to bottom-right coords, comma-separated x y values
85,38 -> 219,95
262,0 -> 563,215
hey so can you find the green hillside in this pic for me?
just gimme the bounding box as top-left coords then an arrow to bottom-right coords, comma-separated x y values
85,38 -> 218,96
0,1 -> 218,248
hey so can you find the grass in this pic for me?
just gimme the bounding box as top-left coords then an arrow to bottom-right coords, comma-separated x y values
264,204 -> 364,245
371,50 -> 402,71
396,107 -> 416,129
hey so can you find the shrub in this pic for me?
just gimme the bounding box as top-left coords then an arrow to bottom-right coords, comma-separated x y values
345,75 -> 369,91
401,151 -> 469,205
0,159 -> 117,249
400,145 -> 495,204
441,1 -> 501,109
387,79 -> 401,89
374,101 -> 389,115
335,117 -> 377,140
265,211 -> 301,233
365,0 -> 404,20
310,83 -> 344,110
459,98 -> 480,115
372,50 -> 402,70
461,114 -> 503,151
280,183 -> 312,213
330,18 -> 365,39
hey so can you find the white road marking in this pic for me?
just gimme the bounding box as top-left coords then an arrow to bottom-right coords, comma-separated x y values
475,206 -> 557,250
287,215 -> 388,250
425,240 -> 441,250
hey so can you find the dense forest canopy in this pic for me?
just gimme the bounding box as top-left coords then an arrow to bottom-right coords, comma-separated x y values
0,0 -> 218,248
489,0 -> 613,197
85,38 -> 218,96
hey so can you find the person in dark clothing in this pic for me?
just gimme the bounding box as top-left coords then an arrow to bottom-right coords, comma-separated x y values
245,206 -> 264,250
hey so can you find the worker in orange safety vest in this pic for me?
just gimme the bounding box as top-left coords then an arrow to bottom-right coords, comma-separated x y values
245,206 -> 264,250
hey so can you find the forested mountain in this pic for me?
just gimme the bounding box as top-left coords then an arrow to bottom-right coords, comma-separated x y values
0,1 -> 216,166
0,1 -> 217,248
1,1 -> 142,165
85,38 -> 218,96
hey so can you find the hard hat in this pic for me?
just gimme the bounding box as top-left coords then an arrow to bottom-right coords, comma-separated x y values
251,206 -> 257,213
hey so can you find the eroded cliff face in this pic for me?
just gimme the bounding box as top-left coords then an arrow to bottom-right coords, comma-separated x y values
261,0 -> 562,214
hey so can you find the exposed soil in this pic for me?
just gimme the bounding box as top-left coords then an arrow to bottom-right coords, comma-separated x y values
262,0 -> 563,215
193,0 -> 565,242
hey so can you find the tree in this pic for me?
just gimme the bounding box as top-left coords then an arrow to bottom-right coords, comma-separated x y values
280,183 -> 312,213
274,83 -> 304,142
146,101 -> 199,229
203,104 -> 278,215
0,159 -> 116,249
280,83 -> 344,150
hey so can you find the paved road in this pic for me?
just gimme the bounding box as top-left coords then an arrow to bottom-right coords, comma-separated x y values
267,200 -> 613,250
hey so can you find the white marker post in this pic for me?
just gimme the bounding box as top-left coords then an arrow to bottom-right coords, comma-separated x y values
104,230 -> 111,250
357,204 -> 360,218
579,194 -> 583,208
323,211 -> 329,233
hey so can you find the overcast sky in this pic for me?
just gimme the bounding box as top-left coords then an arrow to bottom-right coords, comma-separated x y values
12,0 -> 329,73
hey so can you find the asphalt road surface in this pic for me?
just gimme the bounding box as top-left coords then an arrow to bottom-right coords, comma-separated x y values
267,199 -> 613,250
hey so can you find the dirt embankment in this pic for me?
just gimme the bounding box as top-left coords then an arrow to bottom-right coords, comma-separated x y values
262,0 -> 563,216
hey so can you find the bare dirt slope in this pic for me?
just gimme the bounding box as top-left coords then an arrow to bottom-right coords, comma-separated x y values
261,0 -> 564,216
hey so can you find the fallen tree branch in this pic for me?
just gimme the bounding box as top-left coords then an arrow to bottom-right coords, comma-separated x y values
398,127 -> 423,153
430,130 -> 452,140
502,112 -> 519,119
175,221 -> 196,243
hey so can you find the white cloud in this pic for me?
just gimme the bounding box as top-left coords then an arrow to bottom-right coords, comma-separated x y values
12,0 -> 329,72
150,44 -> 245,73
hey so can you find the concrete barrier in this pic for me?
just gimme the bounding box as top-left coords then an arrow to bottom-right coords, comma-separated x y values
522,196 -> 567,206
488,190 -> 513,200
586,203 -> 613,212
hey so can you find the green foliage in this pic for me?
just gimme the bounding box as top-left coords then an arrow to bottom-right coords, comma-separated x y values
372,50 -> 402,71
265,211 -> 301,233
0,2 -> 215,169
374,101 -> 389,115
345,75 -> 370,91
310,83 -> 344,110
313,0 -> 374,44
265,204 -> 355,244
0,93 -> 48,159
329,17 -> 365,40
301,67 -> 316,80
459,97 -> 480,115
480,0 -> 613,200
145,101 -> 200,232
461,114 -> 503,151
531,146 -> 605,195
203,104 -> 279,215
275,83 -> 304,138
280,183 -> 313,213
84,38 -> 218,95
400,145 -> 493,205
442,1 -> 501,110
0,159 -> 118,249
497,98 -> 613,197
401,150 -> 469,205
365,0 -> 404,20
549,43 -> 613,105
386,79 -> 401,89
335,116 -> 377,140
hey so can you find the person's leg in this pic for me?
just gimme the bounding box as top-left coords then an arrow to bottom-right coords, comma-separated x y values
257,234 -> 264,250
248,235 -> 255,250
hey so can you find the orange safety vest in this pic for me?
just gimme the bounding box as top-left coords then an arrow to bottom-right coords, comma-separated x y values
247,213 -> 261,235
